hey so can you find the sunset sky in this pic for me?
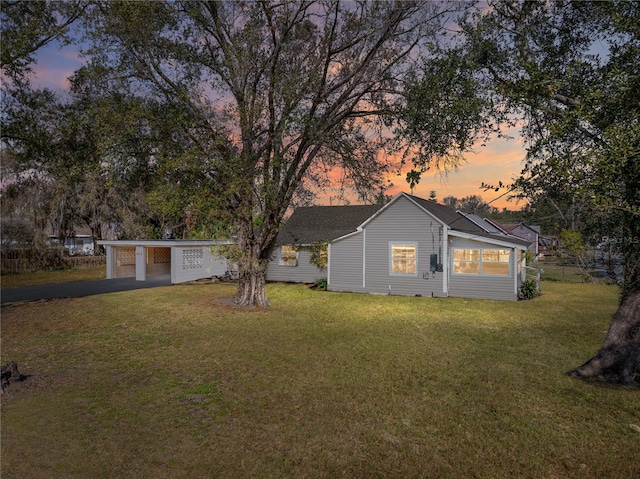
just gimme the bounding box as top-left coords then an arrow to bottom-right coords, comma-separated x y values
30,41 -> 528,211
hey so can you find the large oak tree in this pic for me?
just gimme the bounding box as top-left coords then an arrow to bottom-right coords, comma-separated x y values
85,0 -> 470,306
441,0 -> 639,385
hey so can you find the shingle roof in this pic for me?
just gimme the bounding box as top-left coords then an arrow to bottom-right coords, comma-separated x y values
406,195 -> 484,233
458,212 -> 505,235
277,194 -> 531,248
405,195 -> 531,247
275,204 -> 383,245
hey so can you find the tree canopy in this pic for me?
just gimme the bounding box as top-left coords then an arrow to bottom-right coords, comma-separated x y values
452,0 -> 639,298
81,0 -> 470,306
0,0 -> 87,86
439,0 -> 639,384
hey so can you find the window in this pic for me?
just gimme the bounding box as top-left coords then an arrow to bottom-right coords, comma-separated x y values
280,245 -> 298,266
481,249 -> 510,275
453,249 -> 480,274
390,243 -> 417,275
453,248 -> 510,276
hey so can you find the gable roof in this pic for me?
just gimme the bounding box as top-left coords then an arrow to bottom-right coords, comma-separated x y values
275,204 -> 383,245
458,212 -> 505,235
491,221 -> 540,235
277,193 -> 531,248
406,195 -> 491,233
402,194 -> 531,247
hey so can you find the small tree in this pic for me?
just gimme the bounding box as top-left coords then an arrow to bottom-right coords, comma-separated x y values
559,229 -> 594,283
406,170 -> 422,195
309,240 -> 328,271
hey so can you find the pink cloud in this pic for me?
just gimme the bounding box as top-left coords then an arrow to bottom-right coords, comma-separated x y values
315,130 -> 528,210
29,44 -> 85,92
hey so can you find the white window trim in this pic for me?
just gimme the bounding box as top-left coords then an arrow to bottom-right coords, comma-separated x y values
389,242 -> 418,277
452,247 -> 512,277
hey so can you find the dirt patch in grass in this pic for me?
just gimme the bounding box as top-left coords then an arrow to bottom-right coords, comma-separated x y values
217,296 -> 245,308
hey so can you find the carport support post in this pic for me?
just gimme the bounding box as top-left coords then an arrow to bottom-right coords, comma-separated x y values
135,246 -> 147,281
105,245 -> 115,279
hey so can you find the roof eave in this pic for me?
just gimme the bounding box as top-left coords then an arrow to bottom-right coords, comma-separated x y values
448,230 -> 530,249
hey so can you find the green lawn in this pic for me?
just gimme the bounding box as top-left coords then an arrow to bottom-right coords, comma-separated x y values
1,281 -> 638,478
1,264 -> 107,288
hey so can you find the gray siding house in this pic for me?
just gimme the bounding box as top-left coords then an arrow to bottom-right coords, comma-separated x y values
270,193 -> 532,300
267,204 -> 382,283
328,193 -> 532,301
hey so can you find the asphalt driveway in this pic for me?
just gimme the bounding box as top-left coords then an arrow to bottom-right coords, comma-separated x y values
0,274 -> 172,304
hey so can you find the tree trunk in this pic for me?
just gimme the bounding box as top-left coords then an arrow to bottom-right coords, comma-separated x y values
235,256 -> 270,307
90,223 -> 103,256
232,194 -> 272,308
567,290 -> 640,385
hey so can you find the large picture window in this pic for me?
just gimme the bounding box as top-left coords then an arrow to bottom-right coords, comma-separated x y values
280,245 -> 298,267
453,248 -> 510,276
390,243 -> 417,275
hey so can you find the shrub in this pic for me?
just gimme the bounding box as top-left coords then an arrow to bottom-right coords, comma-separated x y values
312,278 -> 328,290
525,250 -> 535,265
519,278 -> 538,300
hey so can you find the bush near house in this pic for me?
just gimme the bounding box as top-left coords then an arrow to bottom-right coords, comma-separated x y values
519,278 -> 538,300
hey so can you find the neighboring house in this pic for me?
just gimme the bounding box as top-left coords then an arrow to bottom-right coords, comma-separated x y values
47,226 -> 95,255
270,193 -> 532,301
267,204 -> 382,283
539,235 -> 559,253
484,220 -> 541,256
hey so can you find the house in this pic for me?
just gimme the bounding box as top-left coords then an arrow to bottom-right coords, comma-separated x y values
484,219 -> 541,256
539,235 -> 559,253
267,204 -> 382,283
47,226 -> 95,255
270,193 -> 532,301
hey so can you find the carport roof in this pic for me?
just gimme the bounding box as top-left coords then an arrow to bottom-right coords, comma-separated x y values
97,239 -> 233,247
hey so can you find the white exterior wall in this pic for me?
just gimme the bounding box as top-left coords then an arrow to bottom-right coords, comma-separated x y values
105,245 -> 115,279
171,246 -> 229,284
99,240 -> 233,284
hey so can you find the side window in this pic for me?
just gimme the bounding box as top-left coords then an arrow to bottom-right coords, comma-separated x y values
453,249 -> 480,274
453,248 -> 510,276
390,243 -> 417,275
279,245 -> 298,266
481,249 -> 510,275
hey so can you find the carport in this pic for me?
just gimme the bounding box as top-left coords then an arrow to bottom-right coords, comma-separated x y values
97,240 -> 235,284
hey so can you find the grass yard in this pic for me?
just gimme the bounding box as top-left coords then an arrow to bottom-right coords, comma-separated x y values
1,264 -> 107,288
1,281 -> 639,478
